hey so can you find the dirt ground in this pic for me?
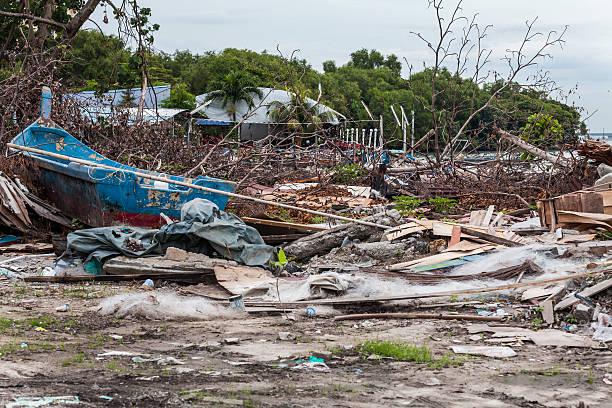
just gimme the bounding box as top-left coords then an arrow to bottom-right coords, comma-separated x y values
0,275 -> 611,408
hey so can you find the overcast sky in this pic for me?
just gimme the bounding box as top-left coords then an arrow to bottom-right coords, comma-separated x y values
87,0 -> 612,132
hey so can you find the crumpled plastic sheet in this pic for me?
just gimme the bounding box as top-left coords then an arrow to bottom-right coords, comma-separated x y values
592,313 -> 612,342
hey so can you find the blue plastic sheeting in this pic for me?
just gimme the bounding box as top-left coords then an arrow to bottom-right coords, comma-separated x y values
195,119 -> 231,126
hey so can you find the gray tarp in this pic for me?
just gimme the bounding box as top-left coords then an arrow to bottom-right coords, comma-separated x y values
65,199 -> 275,267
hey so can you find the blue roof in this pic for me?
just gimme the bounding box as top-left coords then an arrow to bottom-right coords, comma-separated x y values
195,119 -> 231,126
67,85 -> 171,109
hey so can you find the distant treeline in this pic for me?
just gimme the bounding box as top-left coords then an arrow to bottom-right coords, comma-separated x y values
62,30 -> 583,147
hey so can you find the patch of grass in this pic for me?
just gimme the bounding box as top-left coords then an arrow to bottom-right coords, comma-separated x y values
88,335 -> 105,348
311,216 -> 326,224
358,339 -> 433,363
358,339 -> 465,369
0,341 -> 19,356
61,352 -> 85,367
27,315 -> 56,329
0,317 -> 18,334
430,352 -> 465,369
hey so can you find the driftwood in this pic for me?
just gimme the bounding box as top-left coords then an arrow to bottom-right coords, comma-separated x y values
577,139 -> 612,166
493,127 -> 571,168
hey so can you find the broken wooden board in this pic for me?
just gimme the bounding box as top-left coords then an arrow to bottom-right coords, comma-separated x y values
213,264 -> 275,296
381,222 -> 426,242
432,221 -> 528,245
556,211 -> 612,232
24,272 -> 213,283
541,299 -> 555,324
468,324 -> 598,347
520,284 -> 565,301
554,278 -> 612,311
449,225 -> 461,247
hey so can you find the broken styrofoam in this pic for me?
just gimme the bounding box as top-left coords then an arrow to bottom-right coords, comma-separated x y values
451,345 -> 517,358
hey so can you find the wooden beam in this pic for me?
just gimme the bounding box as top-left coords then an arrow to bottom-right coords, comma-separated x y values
460,226 -> 520,247
24,271 -> 214,283
334,313 -> 505,322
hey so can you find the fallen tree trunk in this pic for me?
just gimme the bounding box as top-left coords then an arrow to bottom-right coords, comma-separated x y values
283,212 -> 400,261
493,127 -> 571,168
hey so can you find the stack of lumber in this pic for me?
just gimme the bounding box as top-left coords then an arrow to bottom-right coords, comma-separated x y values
537,186 -> 612,231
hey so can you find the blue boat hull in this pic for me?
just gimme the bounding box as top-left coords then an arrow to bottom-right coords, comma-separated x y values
11,121 -> 236,228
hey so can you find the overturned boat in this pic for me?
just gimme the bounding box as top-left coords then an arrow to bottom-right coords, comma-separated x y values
10,88 -> 236,228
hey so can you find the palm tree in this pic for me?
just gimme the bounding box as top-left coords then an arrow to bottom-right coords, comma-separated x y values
204,71 -> 263,122
268,89 -> 336,137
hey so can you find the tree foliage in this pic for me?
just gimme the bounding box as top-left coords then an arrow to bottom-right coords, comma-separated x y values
60,37 -> 583,149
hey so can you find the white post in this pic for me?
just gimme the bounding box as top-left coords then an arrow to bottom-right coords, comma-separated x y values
400,106 -> 407,156
411,109 -> 415,156
361,129 -> 366,146
390,105 -> 401,127
373,129 -> 378,150
368,129 -> 373,148
379,115 -> 384,150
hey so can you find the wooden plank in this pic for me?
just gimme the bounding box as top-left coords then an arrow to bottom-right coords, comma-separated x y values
262,234 -> 308,244
482,205 -> 495,227
461,226 -> 520,247
554,278 -> 612,311
580,192 -> 604,214
381,222 -> 425,241
24,271 -> 215,283
334,313 -> 504,322
241,217 -> 328,232
449,225 -> 461,247
491,212 -> 504,228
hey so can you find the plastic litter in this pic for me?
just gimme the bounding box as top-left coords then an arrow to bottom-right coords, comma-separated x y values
305,307 -> 316,317
278,332 -> 296,341
308,356 -> 325,363
141,279 -> 154,290
55,303 -> 70,312
451,345 -> 517,358
0,268 -> 22,280
591,313 -> 612,342
292,361 -> 331,372
132,356 -> 161,363
229,294 -> 245,311
6,396 -> 80,408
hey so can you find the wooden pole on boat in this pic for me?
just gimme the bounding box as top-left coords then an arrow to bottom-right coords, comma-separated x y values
7,143 -> 391,230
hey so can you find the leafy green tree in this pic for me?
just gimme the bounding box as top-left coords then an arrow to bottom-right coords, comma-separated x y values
204,71 -> 263,122
322,60 -> 337,73
161,82 -> 196,109
268,89 -> 336,135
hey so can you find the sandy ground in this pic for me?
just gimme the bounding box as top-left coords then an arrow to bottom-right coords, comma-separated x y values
0,277 -> 611,408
